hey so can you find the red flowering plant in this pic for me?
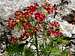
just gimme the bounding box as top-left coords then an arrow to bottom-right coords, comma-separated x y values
6,2 -> 70,56
48,21 -> 62,37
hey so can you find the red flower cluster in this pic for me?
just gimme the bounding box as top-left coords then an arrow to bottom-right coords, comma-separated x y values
48,30 -> 62,37
42,3 -> 56,14
19,22 -> 36,40
15,3 -> 38,20
8,35 -> 17,44
7,18 -> 16,30
19,31 -> 33,41
15,11 -> 23,20
6,2 -> 59,43
35,12 -> 45,22
48,21 -> 62,37
23,22 -> 32,30
19,26 -> 38,41
7,3 -> 39,30
23,3 -> 38,18
48,21 -> 60,27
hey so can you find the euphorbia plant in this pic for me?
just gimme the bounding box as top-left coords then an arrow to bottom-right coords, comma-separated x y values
5,2 -> 70,56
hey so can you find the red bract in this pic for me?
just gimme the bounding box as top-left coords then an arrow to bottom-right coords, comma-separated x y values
15,11 -> 24,21
23,11 -> 30,18
34,3 -> 39,8
19,31 -> 32,41
35,12 -> 45,22
8,35 -> 17,44
7,18 -> 16,30
29,5 -> 37,13
49,21 -> 60,27
23,8 -> 35,18
42,3 -> 56,14
15,11 -> 23,16
23,4 -> 38,18
22,32 -> 30,37
48,30 -> 62,37
23,22 -> 32,30
46,7 -> 54,14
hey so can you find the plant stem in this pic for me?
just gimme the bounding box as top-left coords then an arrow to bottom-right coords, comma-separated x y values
68,47 -> 71,56
35,32 -> 39,56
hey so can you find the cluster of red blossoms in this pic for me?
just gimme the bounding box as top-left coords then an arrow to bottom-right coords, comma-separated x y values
42,3 -> 57,14
15,3 -> 39,19
6,3 -> 58,44
48,21 -> 62,37
7,3 -> 39,29
35,12 -> 45,22
7,18 -> 16,30
48,21 -> 60,27
48,30 -> 62,37
8,35 -> 17,44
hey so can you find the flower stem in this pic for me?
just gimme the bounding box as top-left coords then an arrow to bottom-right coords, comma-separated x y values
35,32 -> 39,56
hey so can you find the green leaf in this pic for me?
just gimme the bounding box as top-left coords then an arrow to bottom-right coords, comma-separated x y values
6,44 -> 25,56
24,47 -> 34,56
15,22 -> 22,31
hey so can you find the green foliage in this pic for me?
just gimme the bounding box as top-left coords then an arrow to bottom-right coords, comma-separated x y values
29,17 -> 37,26
52,36 -> 70,45
15,22 -> 22,31
6,33 -> 70,56
24,47 -> 35,56
39,36 -> 69,56
6,44 -> 25,56
6,43 -> 35,56
40,43 -> 61,56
